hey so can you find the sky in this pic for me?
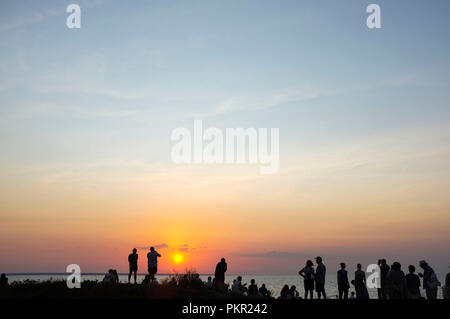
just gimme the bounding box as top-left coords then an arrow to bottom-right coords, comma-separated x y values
0,0 -> 450,276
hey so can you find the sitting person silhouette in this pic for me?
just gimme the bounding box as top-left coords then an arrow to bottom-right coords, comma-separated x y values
205,276 -> 213,288
248,279 -> 258,296
259,283 -> 268,297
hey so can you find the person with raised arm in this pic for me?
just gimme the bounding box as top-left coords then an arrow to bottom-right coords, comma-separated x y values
298,260 -> 315,299
147,246 -> 161,281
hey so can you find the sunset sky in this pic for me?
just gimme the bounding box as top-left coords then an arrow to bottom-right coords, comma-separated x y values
1,0 -> 450,275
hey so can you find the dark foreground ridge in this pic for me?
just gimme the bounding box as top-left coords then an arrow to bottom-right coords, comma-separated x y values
0,277 -> 263,299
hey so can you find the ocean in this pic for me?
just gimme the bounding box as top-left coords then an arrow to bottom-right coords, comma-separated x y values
4,273 -> 445,299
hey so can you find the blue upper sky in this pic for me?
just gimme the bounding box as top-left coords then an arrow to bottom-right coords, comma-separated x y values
1,0 -> 450,274
1,0 -> 450,165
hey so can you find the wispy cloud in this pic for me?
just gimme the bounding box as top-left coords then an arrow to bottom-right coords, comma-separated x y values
135,243 -> 169,250
177,244 -> 197,252
191,86 -> 331,118
232,251 -> 312,259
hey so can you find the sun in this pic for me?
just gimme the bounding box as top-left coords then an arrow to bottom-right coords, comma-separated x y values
173,253 -> 184,264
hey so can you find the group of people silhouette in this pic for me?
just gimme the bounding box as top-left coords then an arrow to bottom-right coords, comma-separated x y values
125,246 -> 161,284
1,247 -> 449,300
295,257 -> 449,299
119,248 -> 449,299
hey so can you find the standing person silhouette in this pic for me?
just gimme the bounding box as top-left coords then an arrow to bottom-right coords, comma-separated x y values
315,256 -> 327,299
418,260 -> 440,299
443,271 -> 450,299
128,248 -> 138,284
379,259 -> 390,299
0,273 -> 8,285
377,259 -> 382,298
337,262 -> 350,299
405,265 -> 421,299
147,246 -> 161,281
298,260 -> 315,299
386,261 -> 407,299
214,258 -> 227,291
354,264 -> 369,299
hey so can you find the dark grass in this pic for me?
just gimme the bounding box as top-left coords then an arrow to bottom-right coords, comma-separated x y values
0,275 -> 270,299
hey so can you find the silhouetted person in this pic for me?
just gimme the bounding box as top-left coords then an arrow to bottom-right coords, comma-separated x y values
386,262 -> 407,299
0,273 -> 8,285
337,262 -> 350,299
142,274 -> 152,284
299,260 -> 315,299
232,276 -> 246,293
128,248 -> 138,284
214,258 -> 227,291
377,259 -> 382,299
353,264 -> 369,299
289,285 -> 299,298
147,246 -> 161,280
349,291 -> 356,299
314,256 -> 326,299
405,265 -> 421,299
259,284 -> 268,297
179,274 -> 189,288
103,269 -> 114,283
443,272 -> 450,300
419,260 -> 440,299
248,279 -> 258,296
378,259 -> 390,299
279,284 -> 290,299
205,276 -> 213,288
111,269 -> 119,283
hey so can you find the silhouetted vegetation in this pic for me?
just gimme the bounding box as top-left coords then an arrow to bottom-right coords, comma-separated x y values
0,271 -> 270,299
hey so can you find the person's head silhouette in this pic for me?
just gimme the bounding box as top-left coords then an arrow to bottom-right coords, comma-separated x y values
315,256 -> 322,263
357,264 -> 362,270
392,262 -> 401,271
340,262 -> 346,269
221,258 -> 225,263
150,246 -> 155,252
306,260 -> 313,267
419,260 -> 428,269
408,265 -> 415,273
133,248 -> 137,253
